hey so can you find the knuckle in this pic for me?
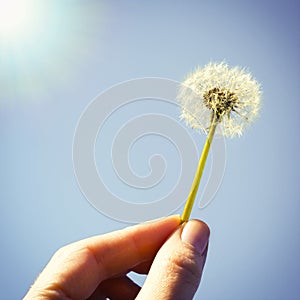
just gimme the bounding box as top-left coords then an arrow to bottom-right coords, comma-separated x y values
166,246 -> 202,285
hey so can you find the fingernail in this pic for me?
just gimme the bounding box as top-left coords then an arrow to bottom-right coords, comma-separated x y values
181,220 -> 210,255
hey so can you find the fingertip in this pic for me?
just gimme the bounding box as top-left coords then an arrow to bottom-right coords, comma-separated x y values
136,214 -> 181,235
181,219 -> 210,256
141,214 -> 181,225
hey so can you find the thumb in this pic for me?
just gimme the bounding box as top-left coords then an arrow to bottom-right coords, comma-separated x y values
137,220 -> 210,300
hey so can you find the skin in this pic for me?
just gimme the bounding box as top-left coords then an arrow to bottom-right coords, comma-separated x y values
24,215 -> 210,300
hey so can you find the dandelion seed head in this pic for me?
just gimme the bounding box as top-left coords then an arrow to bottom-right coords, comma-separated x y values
178,62 -> 262,137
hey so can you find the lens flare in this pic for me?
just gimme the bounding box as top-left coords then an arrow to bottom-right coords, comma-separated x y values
0,0 -> 36,38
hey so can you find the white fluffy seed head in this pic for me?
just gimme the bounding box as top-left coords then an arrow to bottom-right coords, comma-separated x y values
177,62 -> 262,137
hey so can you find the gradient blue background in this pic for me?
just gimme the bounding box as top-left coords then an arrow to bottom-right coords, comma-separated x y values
1,0 -> 299,299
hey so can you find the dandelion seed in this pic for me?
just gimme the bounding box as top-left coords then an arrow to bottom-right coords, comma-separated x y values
178,62 -> 262,222
178,62 -> 261,137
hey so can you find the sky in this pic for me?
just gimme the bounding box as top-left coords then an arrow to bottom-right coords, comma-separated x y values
0,0 -> 299,299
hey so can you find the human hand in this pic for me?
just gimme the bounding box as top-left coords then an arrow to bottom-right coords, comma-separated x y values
24,215 -> 209,299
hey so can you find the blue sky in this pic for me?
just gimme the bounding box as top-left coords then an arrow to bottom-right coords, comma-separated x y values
0,0 -> 299,299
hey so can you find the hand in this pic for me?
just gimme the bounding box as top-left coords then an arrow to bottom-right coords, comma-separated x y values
24,215 -> 210,299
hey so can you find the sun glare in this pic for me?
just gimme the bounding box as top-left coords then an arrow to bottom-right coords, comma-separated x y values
0,0 -> 35,38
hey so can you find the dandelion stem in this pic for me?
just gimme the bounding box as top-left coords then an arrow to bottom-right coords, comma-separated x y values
181,114 -> 218,222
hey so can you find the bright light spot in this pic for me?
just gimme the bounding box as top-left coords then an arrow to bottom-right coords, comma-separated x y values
0,0 -> 35,38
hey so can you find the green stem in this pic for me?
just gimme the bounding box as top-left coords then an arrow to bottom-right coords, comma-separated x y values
181,115 -> 218,222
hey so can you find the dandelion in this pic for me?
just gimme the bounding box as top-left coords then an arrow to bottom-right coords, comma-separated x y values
178,62 -> 262,222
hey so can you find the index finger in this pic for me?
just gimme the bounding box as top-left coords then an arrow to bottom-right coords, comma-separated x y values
86,214 -> 181,277
30,215 -> 180,299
